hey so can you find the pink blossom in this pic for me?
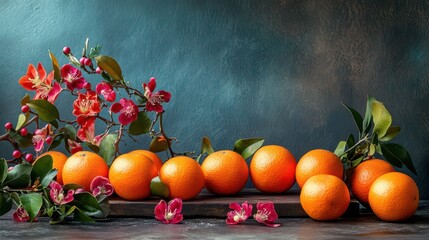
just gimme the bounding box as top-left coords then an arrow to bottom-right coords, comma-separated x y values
32,124 -> 51,153
90,176 -> 114,197
61,64 -> 87,90
49,181 -> 75,206
110,98 -> 139,125
96,82 -> 116,102
143,77 -> 171,112
154,198 -> 183,224
77,117 -> 104,146
67,139 -> 83,154
253,202 -> 281,227
226,201 -> 253,225
12,207 -> 30,222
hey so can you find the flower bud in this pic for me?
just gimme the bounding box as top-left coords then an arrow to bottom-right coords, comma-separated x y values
20,128 -> 28,136
63,46 -> 71,55
79,57 -> 87,66
95,67 -> 102,74
25,153 -> 34,163
83,82 -> 92,90
84,58 -> 92,66
21,105 -> 30,113
12,150 -> 21,159
4,122 -> 13,130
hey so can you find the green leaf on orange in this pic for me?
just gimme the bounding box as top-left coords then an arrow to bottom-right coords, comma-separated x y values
371,100 -> 392,138
20,193 -> 43,222
98,133 -> 118,166
49,50 -> 62,83
40,169 -> 58,188
94,55 -> 123,81
334,141 -> 347,157
233,138 -> 265,159
31,155 -> 53,184
380,143 -> 417,175
129,111 -> 151,135
150,176 -> 169,199
27,99 -> 59,122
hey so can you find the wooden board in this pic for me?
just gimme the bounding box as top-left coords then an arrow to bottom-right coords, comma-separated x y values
109,189 -> 360,218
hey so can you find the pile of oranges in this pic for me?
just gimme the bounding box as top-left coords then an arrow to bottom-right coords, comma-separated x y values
37,144 -> 419,222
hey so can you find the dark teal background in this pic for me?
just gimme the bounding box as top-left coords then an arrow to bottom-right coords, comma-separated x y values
1,1 -> 428,198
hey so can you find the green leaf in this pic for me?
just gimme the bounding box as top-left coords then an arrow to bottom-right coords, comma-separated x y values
371,100 -> 392,138
27,99 -> 59,122
380,143 -> 417,175
9,130 -> 33,148
20,94 -> 31,106
150,176 -> 169,199
98,133 -> 118,165
50,120 -> 59,129
362,96 -> 375,135
20,193 -> 43,222
63,124 -> 77,141
74,208 -> 95,223
369,143 -> 376,156
346,134 -> 355,148
342,102 -> 363,134
351,156 -> 364,167
129,111 -> 151,135
94,55 -> 123,81
31,155 -> 53,184
233,138 -> 265,159
16,113 -> 28,130
40,169 -> 58,188
149,136 -> 170,153
49,50 -> 62,83
72,192 -> 103,216
48,135 -> 64,151
0,193 -> 12,217
88,45 -> 102,58
379,126 -> 401,142
63,183 -> 84,191
0,158 -> 8,184
4,164 -> 32,188
201,136 -> 215,155
334,141 -> 347,157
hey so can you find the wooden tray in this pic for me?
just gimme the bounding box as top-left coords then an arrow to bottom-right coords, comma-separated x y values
109,189 -> 360,218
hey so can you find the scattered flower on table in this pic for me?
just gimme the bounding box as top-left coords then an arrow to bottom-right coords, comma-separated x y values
226,201 -> 253,225
12,207 -> 30,223
253,202 -> 281,227
90,176 -> 114,197
154,198 -> 183,224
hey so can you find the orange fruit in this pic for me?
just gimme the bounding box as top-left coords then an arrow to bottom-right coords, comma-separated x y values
36,151 -> 68,184
350,159 -> 395,205
62,151 -> 108,190
128,149 -> 163,172
201,150 -> 248,195
368,172 -> 419,222
109,153 -> 158,200
296,149 -> 343,188
300,174 -> 350,221
250,145 -> 297,193
159,156 -> 205,200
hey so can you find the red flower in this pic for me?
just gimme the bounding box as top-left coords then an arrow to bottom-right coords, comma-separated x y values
18,63 -> 62,103
61,64 -> 87,90
96,82 -> 116,102
253,202 -> 281,227
73,91 -> 101,121
110,98 -> 139,125
154,198 -> 183,224
143,77 -> 171,112
13,207 -> 30,223
77,117 -> 104,146
49,181 -> 74,205
226,201 -> 253,225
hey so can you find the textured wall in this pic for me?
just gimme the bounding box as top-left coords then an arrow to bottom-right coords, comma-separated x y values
0,0 -> 428,198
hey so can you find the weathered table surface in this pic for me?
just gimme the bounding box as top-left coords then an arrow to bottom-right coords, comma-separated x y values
1,194 -> 428,239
